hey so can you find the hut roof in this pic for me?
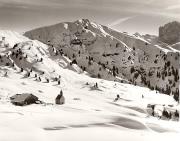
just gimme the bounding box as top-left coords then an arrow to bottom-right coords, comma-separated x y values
56,94 -> 63,100
10,93 -> 38,103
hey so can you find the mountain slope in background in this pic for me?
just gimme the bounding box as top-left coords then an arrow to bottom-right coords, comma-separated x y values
24,19 -> 180,101
159,21 -> 180,45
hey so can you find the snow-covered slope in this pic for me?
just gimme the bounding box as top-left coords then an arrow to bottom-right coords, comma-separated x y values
0,66 -> 179,141
24,19 -> 180,101
0,31 -> 85,82
0,29 -> 179,141
0,30 -> 29,46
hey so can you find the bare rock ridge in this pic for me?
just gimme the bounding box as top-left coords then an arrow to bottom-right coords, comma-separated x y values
24,19 -> 180,101
159,21 -> 180,45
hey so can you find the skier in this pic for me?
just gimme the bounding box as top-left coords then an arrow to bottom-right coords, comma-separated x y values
114,94 -> 120,102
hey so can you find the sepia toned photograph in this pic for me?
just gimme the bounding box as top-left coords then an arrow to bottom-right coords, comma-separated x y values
0,0 -> 179,140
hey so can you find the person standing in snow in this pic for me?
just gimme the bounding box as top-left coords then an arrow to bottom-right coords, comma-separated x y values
94,82 -> 98,88
114,94 -> 120,102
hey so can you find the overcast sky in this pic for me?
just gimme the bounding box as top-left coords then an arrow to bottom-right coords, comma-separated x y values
0,0 -> 180,35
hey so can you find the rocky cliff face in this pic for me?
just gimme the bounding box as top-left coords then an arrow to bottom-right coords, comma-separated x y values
24,19 -> 179,101
159,21 -> 180,45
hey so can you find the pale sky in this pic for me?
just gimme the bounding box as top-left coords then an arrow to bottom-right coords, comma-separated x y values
0,0 -> 180,35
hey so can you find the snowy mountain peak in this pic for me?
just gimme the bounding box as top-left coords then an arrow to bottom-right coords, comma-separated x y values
76,18 -> 91,24
24,20 -> 180,101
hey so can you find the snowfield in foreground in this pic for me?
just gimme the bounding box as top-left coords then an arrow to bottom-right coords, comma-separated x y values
0,66 -> 179,141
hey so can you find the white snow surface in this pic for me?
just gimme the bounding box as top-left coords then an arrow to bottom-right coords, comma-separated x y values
0,30 -> 29,46
0,67 -> 179,141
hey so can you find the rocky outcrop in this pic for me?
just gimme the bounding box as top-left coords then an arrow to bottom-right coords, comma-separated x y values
159,21 -> 180,45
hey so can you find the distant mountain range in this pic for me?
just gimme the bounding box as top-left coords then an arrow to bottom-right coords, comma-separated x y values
23,19 -> 180,101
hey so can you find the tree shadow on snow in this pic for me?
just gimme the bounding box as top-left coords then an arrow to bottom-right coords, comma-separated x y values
89,86 -> 103,91
43,116 -> 147,131
109,102 -> 146,114
110,116 -> 147,130
146,123 -> 176,133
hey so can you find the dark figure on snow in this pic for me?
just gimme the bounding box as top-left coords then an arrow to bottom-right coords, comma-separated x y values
175,110 -> 179,118
54,77 -> 58,81
152,111 -> 155,117
162,109 -> 171,119
39,58 -> 43,62
94,82 -> 98,88
41,71 -> 45,75
114,94 -> 120,102
151,105 -> 155,111
27,72 -> 30,77
20,68 -> 23,72
46,78 -> 49,83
